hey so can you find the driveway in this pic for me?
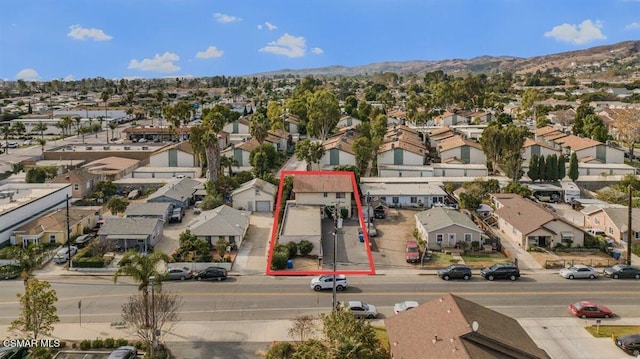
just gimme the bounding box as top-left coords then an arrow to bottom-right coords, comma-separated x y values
233,213 -> 273,275
321,217 -> 371,271
154,209 -> 199,255
369,209 -> 419,270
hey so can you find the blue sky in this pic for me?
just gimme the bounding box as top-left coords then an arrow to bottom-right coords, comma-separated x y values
1,0 -> 639,81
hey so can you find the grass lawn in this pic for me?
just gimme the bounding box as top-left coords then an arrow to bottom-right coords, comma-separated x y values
426,252 -> 455,266
461,252 -> 509,268
585,325 -> 640,338
373,326 -> 389,350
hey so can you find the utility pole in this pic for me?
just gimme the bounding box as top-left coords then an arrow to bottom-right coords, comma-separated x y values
66,193 -> 72,268
332,201 -> 342,311
367,192 -> 371,236
150,276 -> 157,359
627,184 -> 633,266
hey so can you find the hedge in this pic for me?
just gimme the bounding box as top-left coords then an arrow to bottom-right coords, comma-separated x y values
72,257 -> 110,268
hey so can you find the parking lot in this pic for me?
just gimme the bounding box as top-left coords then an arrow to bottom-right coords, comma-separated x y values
368,209 -> 420,270
320,218 -> 372,271
53,350 -> 113,359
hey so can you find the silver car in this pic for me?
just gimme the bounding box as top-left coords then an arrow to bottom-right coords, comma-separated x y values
559,264 -> 599,280
164,267 -> 193,280
341,300 -> 378,319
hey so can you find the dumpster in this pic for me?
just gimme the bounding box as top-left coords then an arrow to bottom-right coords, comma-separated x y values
286,259 -> 294,269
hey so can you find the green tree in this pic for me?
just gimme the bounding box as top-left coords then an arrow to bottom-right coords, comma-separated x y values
10,279 -> 59,340
11,122 -> 26,139
502,182 -> 533,197
546,154 -> 558,182
7,244 -> 45,285
96,181 -> 117,198
106,197 -> 129,215
292,339 -> 327,359
344,95 -> 358,116
479,123 -> 503,169
459,191 -> 482,210
499,125 -> 529,182
220,156 -> 240,176
537,155 -> 546,182
163,100 -> 193,129
101,90 -> 111,122
199,105 -> 240,184
527,154 -> 539,182
37,138 -> 46,154
568,152 -> 579,181
25,167 -> 47,183
307,88 -> 340,140
352,137 -> 373,176
518,88 -> 543,121
267,101 -> 284,130
294,139 -> 325,171
250,111 -> 270,144
1,124 -> 11,154
250,144 -> 278,177
558,155 -> 566,180
322,309 -> 389,359
108,122 -> 118,141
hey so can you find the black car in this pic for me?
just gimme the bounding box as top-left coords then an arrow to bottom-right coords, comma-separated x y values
437,264 -> 472,280
194,266 -> 228,281
616,334 -> 640,356
373,209 -> 386,219
480,263 -> 520,281
108,346 -> 137,359
0,346 -> 29,359
603,264 -> 640,279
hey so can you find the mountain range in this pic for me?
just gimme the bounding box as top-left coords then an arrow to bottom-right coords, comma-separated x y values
255,40 -> 640,77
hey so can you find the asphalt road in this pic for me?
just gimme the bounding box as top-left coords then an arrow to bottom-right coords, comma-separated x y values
0,274 -> 639,325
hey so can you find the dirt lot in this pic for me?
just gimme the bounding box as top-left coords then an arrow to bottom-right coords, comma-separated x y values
529,249 -> 622,269
369,209 -> 419,269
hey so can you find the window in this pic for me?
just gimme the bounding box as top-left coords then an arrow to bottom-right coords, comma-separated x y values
49,234 -> 56,244
635,231 -> 640,240
436,234 -> 443,243
410,197 -> 417,203
594,218 -> 599,225
323,192 -> 328,198
336,192 -> 345,199
464,233 -> 472,242
380,197 -> 386,202
608,227 -> 614,234
73,184 -> 79,191
392,197 -> 399,204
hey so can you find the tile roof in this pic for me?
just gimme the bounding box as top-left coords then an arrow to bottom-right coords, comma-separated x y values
415,207 -> 481,233
554,135 -> 602,151
322,136 -> 355,155
535,126 -> 562,137
189,205 -> 250,237
293,174 -> 353,193
438,136 -> 483,152
541,132 -> 568,141
385,293 -> 549,359
428,127 -> 454,136
98,217 -> 162,236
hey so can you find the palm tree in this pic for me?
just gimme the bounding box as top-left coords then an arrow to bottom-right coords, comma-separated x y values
1,124 -> 12,154
108,122 -> 118,141
220,156 -> 240,176
59,116 -> 73,138
56,120 -> 66,137
33,122 -> 47,141
249,112 -> 270,145
101,91 -> 111,121
37,139 -> 46,154
11,122 -> 26,140
73,117 -> 82,137
113,251 -> 170,327
154,91 -> 165,127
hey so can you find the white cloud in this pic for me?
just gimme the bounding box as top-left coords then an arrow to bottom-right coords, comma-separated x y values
259,33 -> 306,58
626,22 -> 640,30
16,68 -> 39,81
64,74 -> 75,81
311,47 -> 324,55
128,52 -> 180,73
67,24 -> 113,41
265,22 -> 277,31
214,13 -> 241,23
196,46 -> 224,59
257,24 -> 263,30
544,19 -> 606,45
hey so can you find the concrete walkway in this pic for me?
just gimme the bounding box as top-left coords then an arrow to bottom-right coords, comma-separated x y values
496,230 -> 545,270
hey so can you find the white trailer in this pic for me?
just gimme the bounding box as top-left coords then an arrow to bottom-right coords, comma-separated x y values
561,181 -> 581,203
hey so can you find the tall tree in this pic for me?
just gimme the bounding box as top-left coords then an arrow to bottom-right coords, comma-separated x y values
294,139 -> 326,171
249,111 -> 270,144
546,154 -> 558,182
307,88 -> 340,140
527,154 -> 539,182
615,109 -> 640,159
344,95 -> 358,116
11,122 -> 26,139
568,152 -> 579,181
200,105 -> 240,183
101,90 -> 111,121
479,123 -> 503,170
10,279 -> 59,340
1,124 -> 12,154
537,155 -> 546,182
266,101 -> 284,130
558,155 -> 566,180
220,156 -> 239,176
154,90 -> 165,127
106,197 -> 129,215
33,122 -> 47,141
322,308 -> 389,359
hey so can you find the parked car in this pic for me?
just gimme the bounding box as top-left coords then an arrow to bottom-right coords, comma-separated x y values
310,274 -> 347,291
138,138 -> 148,143
164,267 -> 193,281
480,263 -> 520,281
405,240 -> 420,263
0,264 -> 20,280
393,300 -> 419,314
194,266 -> 227,281
615,334 -> 640,356
603,264 -> 640,279
73,234 -> 93,248
586,228 -> 606,237
374,209 -> 386,219
22,140 -> 33,146
108,345 -> 137,359
438,264 -> 472,280
568,301 -> 614,318
0,346 -> 29,359
340,300 -> 378,319
367,224 -> 377,237
53,246 -> 78,264
169,207 -> 183,223
193,200 -> 203,214
559,264 -> 599,280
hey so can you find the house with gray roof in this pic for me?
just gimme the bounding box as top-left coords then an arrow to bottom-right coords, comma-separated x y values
146,177 -> 199,208
124,202 -> 173,223
583,206 -> 640,244
415,207 -> 483,249
98,217 -> 163,252
188,205 -> 250,248
231,178 -> 278,212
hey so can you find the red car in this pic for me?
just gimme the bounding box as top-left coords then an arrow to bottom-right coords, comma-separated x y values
405,240 -> 420,263
568,301 -> 614,318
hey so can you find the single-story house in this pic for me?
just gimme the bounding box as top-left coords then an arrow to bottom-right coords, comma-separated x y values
98,217 -> 163,252
188,205 -> 251,248
278,204 -> 322,257
583,207 -> 640,244
491,193 -> 585,248
82,156 -> 140,181
231,178 -> 278,212
360,182 -> 447,208
124,202 -> 173,223
11,207 -> 101,247
415,207 -> 483,249
146,177 -> 199,209
51,169 -> 105,199
293,173 -> 354,217
385,293 -> 550,359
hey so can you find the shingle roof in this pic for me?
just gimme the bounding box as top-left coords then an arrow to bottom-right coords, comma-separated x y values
82,156 -> 139,173
602,207 -> 640,232
438,135 -> 483,152
147,177 -> 199,202
322,136 -> 355,155
189,205 -> 250,237
124,202 -> 172,217
428,126 -> 454,136
415,207 -> 481,233
554,135 -> 602,151
14,208 -> 97,235
492,194 -> 555,235
51,169 -> 102,184
231,178 -> 278,197
293,174 -> 353,193
522,138 -> 558,151
535,126 -> 561,137
98,217 -> 161,236
385,293 -> 550,359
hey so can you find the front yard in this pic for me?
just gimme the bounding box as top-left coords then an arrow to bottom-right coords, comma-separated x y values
585,325 -> 640,338
528,249 -> 621,269
422,251 -> 509,269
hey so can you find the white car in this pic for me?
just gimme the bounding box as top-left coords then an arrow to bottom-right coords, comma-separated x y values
341,301 -> 378,319
394,301 -> 419,314
53,246 -> 78,264
559,264 -> 599,280
310,274 -> 347,291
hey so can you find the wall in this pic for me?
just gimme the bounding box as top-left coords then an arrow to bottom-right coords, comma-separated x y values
232,189 -> 274,211
295,192 -> 353,218
377,150 -> 424,166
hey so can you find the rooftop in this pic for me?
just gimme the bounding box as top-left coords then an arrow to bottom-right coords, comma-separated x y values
293,174 -> 354,193
361,182 -> 447,196
0,183 -> 71,216
281,205 -> 321,237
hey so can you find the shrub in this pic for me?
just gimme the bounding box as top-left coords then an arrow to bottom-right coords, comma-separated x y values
298,240 -> 313,256
79,340 -> 91,350
92,338 -> 104,349
72,257 -> 108,268
287,242 -> 298,258
274,244 -> 290,257
471,241 -> 480,250
266,342 -> 295,359
340,208 -> 348,219
115,338 -> 129,347
58,341 -> 66,349
103,338 -> 115,349
271,251 -> 289,270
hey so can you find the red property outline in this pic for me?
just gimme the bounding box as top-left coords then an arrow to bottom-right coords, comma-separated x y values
265,170 -> 376,276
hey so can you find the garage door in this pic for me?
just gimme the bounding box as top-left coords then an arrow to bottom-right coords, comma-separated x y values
255,201 -> 271,212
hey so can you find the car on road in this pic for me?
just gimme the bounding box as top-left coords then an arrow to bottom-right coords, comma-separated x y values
108,345 -> 138,359
559,264 -> 599,280
164,267 -> 193,281
405,240 -> 420,263
394,300 -> 419,314
22,140 -> 33,146
53,246 -> 78,264
615,334 -> 640,356
568,301 -> 614,318
310,274 -> 347,291
194,266 -> 227,281
340,300 -> 378,319
480,263 -> 520,281
438,264 -> 472,280
603,264 -> 640,279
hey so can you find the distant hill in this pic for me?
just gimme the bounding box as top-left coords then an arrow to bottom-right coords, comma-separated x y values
254,40 -> 640,77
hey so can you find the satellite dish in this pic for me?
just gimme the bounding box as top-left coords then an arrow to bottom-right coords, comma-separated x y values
472,321 -> 479,332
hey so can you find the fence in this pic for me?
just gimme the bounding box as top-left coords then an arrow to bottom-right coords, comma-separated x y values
544,258 -> 622,269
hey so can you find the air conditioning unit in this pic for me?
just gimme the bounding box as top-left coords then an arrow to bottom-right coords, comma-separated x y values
86,146 -> 93,150
124,146 -> 131,150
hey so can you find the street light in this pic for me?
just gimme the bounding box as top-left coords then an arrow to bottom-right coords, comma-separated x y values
149,276 -> 157,359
